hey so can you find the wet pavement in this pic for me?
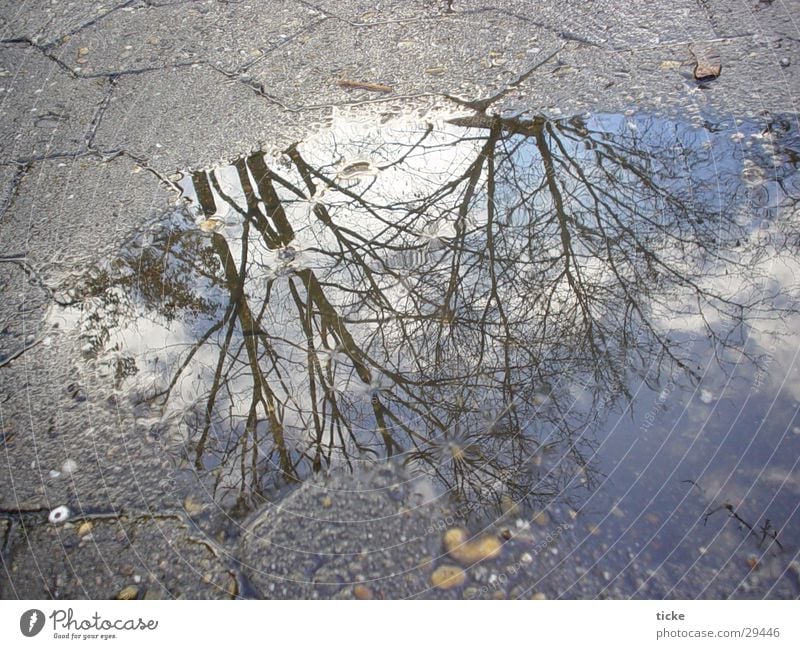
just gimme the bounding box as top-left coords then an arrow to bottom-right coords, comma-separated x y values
1,0 -> 799,599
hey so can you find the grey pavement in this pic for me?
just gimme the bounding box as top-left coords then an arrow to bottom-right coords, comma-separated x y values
0,0 -> 798,599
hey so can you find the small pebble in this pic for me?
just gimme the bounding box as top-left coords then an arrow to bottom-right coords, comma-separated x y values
198,218 -> 224,233
533,510 -> 550,526
116,585 -> 138,600
353,584 -> 373,600
48,505 -> 70,524
552,64 -> 578,77
532,392 -> 549,405
430,565 -> 466,590
61,458 -> 78,475
499,494 -> 520,516
530,592 -> 547,600
183,495 -> 203,516
463,586 -> 479,599
443,528 -> 502,564
780,57 -> 790,68
694,61 -> 721,81
226,574 -> 238,598
77,521 -> 93,536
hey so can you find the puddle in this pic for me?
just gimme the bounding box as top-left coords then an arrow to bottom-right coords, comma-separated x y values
53,108 -> 800,596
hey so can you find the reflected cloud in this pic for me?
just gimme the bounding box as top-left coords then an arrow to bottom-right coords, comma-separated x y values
54,108 -> 800,523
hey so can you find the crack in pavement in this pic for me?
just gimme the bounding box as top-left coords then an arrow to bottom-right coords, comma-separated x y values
212,61 -> 443,113
77,60 -> 206,80
230,16 -> 329,75
443,45 -> 565,112
465,6 -> 609,49
0,37 -> 79,78
6,11 -> 326,81
140,0 -> 195,7
3,38 -> 208,81
83,76 -> 117,148
0,506 -> 229,599
211,43 -> 566,118
37,0 -> 138,49
295,0 -> 451,27
610,33 -> 757,54
295,0 -> 608,50
0,161 -> 31,220
35,0 -> 332,80
109,150 -> 184,194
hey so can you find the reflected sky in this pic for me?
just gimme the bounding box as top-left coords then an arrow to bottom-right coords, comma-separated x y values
52,107 -> 800,596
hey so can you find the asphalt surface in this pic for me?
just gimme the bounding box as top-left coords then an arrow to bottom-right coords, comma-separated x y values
0,0 -> 798,599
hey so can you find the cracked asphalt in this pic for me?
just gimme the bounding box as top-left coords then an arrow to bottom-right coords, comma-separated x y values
0,0 -> 798,599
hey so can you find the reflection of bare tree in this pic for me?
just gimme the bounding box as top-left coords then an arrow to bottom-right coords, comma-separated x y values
65,109 -> 799,516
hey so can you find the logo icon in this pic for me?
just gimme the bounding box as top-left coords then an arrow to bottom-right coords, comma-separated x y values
20,609 -> 45,637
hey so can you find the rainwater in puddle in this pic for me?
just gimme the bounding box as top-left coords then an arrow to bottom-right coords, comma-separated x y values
54,108 -> 800,597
